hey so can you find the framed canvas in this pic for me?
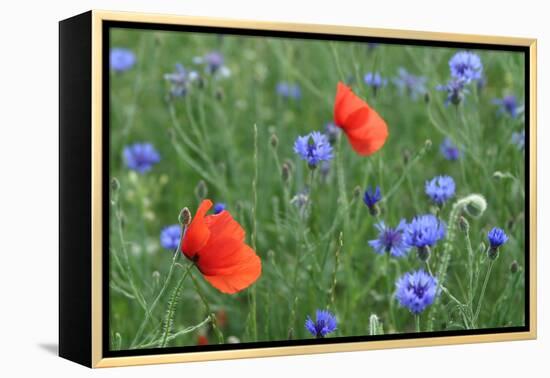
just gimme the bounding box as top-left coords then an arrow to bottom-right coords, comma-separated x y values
59,10 -> 537,368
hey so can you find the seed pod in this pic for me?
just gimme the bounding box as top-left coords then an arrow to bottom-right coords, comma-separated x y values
270,133 -> 279,149
178,207 -> 192,226
510,260 -> 519,274
195,180 -> 208,200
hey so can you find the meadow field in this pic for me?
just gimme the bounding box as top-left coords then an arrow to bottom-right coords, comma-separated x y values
108,27 -> 526,351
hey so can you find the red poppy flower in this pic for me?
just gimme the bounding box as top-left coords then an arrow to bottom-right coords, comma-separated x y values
197,335 -> 208,346
181,199 -> 261,294
333,81 -> 389,155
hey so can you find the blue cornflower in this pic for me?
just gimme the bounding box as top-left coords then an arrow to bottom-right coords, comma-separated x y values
160,224 -> 182,250
123,143 -> 161,173
193,51 -> 231,78
294,131 -> 333,168
369,220 -> 411,258
487,227 -> 508,249
393,68 -> 427,99
449,51 -> 483,83
511,129 -> 525,150
164,64 -> 200,97
487,227 -> 508,259
213,202 -> 226,214
324,122 -> 341,145
425,175 -> 456,205
363,186 -> 382,215
395,270 -> 439,314
436,79 -> 469,106
305,309 -> 337,338
404,214 -> 446,249
440,137 -> 461,161
110,48 -> 136,72
493,95 -> 521,118
276,82 -> 301,100
364,72 -> 387,94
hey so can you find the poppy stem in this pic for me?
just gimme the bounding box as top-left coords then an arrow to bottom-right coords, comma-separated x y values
249,124 -> 259,342
190,270 -> 225,344
159,263 -> 193,348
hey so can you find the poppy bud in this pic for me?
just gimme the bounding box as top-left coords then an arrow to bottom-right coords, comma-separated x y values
178,207 -> 192,226
215,88 -> 224,101
226,336 -> 240,344
270,133 -> 279,149
287,328 -> 294,340
424,139 -> 432,151
369,314 -> 380,336
510,260 -> 519,273
458,215 -> 470,233
111,177 -> 120,193
195,180 -> 208,201
424,92 -> 430,103
402,148 -> 411,164
353,185 -> 362,200
282,162 -> 291,184
463,194 -> 487,219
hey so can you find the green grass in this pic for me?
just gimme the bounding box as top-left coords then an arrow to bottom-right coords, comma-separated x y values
108,28 -> 526,350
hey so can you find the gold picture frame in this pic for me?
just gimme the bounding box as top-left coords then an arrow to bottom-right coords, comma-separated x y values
59,9 -> 537,368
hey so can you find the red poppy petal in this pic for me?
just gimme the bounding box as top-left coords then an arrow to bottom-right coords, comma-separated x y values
334,82 -> 366,128
202,252 -> 261,294
198,238 -> 261,294
344,107 -> 389,155
181,199 -> 213,258
204,210 -> 245,245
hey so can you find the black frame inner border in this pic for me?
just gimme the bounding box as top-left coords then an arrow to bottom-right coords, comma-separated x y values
102,19 -> 531,358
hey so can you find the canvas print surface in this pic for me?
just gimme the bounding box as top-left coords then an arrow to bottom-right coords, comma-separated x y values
107,26 -> 526,353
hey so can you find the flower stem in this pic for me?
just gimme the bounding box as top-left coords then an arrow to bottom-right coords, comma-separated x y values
250,124 -> 259,342
474,259 -> 495,325
415,314 -> 421,333
159,263 -> 193,347
189,271 -> 225,344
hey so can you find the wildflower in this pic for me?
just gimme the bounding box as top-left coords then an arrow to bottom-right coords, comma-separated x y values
197,335 -> 208,345
493,95 -> 520,117
440,137 -> 461,161
363,186 -> 382,216
193,51 -> 231,78
369,220 -> 410,258
436,79 -> 468,106
181,199 -> 262,294
404,214 -> 446,261
324,121 -> 341,145
511,129 -> 525,150
213,202 -> 226,214
110,48 -> 136,72
393,68 -> 427,99
290,189 -> 310,218
364,72 -> 387,95
293,131 -> 333,168
449,51 -> 483,83
395,270 -> 439,314
164,63 -> 200,97
333,82 -> 389,156
425,175 -> 456,205
487,227 -> 508,259
160,224 -> 182,250
123,143 -> 160,173
276,82 -> 301,100
305,309 -> 337,338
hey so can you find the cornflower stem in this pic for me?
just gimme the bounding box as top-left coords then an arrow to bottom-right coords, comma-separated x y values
159,263 -> 193,347
465,228 -> 476,311
384,253 -> 397,330
328,232 -> 343,308
415,315 -> 421,333
189,270 -> 224,344
382,141 -> 430,204
474,259 -> 495,325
